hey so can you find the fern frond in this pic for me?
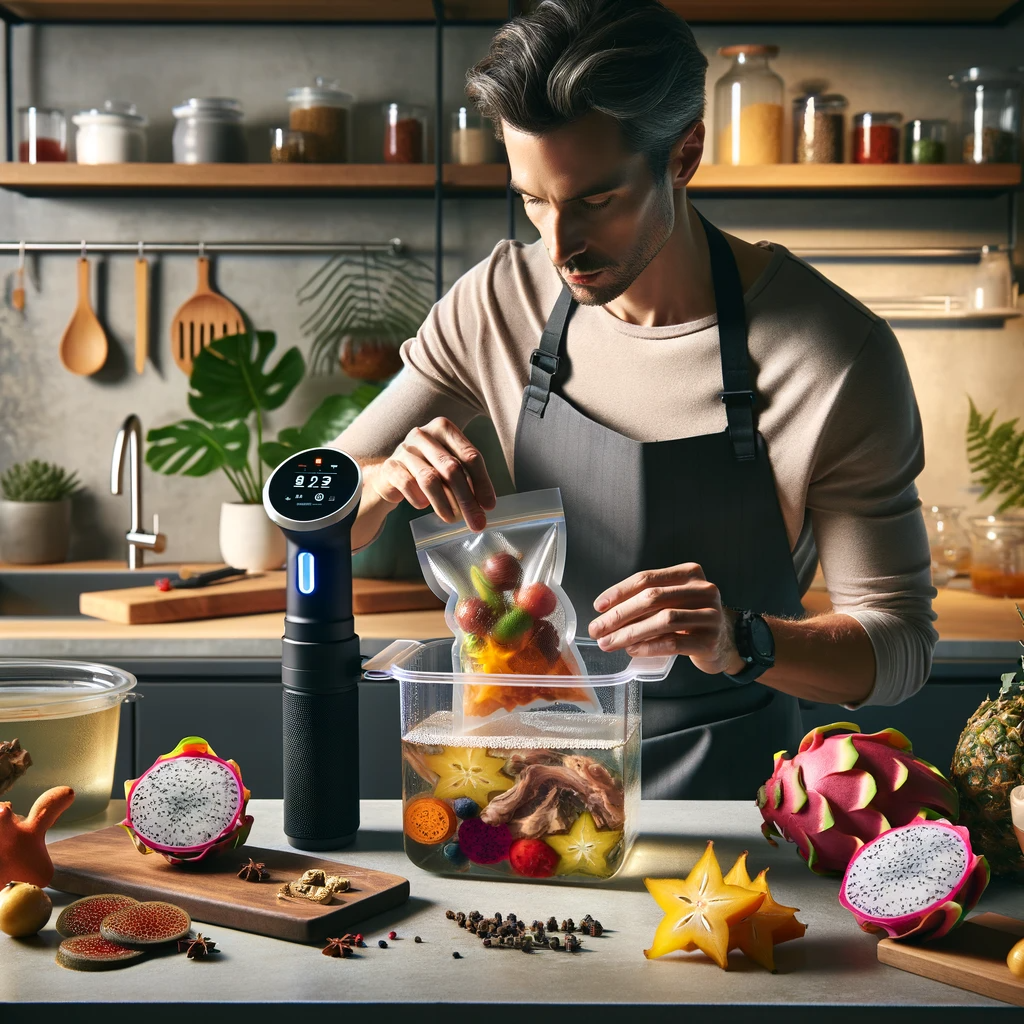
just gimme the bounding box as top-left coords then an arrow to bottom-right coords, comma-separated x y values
966,396 -> 1024,512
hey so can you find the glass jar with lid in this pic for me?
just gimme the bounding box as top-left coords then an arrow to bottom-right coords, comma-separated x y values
923,505 -> 972,586
287,77 -> 353,163
793,93 -> 846,164
172,97 -> 246,163
73,100 -> 147,164
903,119 -> 948,164
950,67 -> 1022,164
852,112 -> 901,164
714,44 -> 784,165
968,514 -> 1024,598
383,102 -> 428,163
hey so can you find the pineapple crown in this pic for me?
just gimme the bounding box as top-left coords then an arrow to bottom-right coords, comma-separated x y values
0,460 -> 81,502
1002,604 -> 1024,698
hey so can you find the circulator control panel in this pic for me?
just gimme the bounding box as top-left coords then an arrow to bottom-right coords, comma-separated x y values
264,447 -> 361,532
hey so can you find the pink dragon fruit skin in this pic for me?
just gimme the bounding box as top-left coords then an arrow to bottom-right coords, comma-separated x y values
120,736 -> 254,865
757,722 -> 959,876
839,819 -> 990,942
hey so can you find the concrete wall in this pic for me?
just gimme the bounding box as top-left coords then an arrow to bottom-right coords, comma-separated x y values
0,17 -> 1022,562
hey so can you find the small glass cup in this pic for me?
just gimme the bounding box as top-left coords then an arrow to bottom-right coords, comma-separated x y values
968,245 -> 1014,311
269,127 -> 309,163
968,514 -> 1024,598
383,102 -> 428,164
903,119 -> 948,164
923,505 -> 971,587
450,106 -> 495,164
18,106 -> 67,163
852,112 -> 902,164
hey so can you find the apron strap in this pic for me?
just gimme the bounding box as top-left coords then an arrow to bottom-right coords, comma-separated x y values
524,284 -> 574,417
696,211 -> 757,462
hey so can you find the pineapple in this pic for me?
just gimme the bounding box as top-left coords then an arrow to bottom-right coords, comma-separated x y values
950,607 -> 1024,876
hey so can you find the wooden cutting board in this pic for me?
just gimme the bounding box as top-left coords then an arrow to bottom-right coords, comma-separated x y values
79,574 -> 442,624
877,912 -> 1024,1006
48,825 -> 409,944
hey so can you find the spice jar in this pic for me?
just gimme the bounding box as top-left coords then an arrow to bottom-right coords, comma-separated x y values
18,107 -> 66,162
384,102 -> 428,164
903,119 -> 947,164
72,100 -> 147,164
793,93 -> 846,164
969,515 -> 1024,598
287,78 -> 352,163
451,106 -> 495,164
923,505 -> 971,587
713,45 -> 784,165
172,97 -> 246,163
269,128 -> 309,163
852,112 -> 901,164
950,67 -> 1022,164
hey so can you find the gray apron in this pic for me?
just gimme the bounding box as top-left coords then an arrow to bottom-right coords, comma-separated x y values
513,213 -> 816,799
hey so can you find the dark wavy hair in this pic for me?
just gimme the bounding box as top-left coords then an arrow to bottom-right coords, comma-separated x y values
466,0 -> 708,178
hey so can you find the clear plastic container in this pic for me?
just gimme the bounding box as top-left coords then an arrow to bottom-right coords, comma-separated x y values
852,112 -> 902,164
383,102 -> 428,163
287,77 -> 353,163
363,638 -> 676,884
793,93 -> 846,164
18,106 -> 67,163
72,100 -> 147,164
714,45 -> 784,166
0,659 -> 137,822
968,514 -> 1024,598
451,106 -> 495,164
950,67 -> 1022,164
903,119 -> 948,164
172,97 -> 246,163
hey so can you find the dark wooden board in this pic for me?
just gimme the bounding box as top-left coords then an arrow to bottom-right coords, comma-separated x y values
48,825 -> 409,944
878,912 -> 1024,1007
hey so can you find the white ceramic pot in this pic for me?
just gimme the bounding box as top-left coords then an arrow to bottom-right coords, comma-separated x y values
218,501 -> 285,571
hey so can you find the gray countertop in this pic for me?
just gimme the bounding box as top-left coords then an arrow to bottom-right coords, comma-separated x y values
4,799 -> 1023,1022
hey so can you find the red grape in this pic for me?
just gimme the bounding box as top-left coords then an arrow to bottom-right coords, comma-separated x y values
515,582 -> 557,619
482,551 -> 522,590
454,597 -> 496,636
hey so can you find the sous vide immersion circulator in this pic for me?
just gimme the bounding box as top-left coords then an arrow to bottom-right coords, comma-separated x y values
263,446 -> 362,850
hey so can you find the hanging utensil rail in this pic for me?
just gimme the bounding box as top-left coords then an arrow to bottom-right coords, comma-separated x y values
0,239 -> 403,256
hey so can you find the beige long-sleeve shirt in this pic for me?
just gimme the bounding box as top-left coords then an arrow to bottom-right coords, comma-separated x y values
336,237 -> 938,707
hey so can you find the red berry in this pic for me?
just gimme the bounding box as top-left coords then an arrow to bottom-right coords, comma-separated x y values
482,552 -> 522,591
454,597 -> 496,635
515,582 -> 557,619
509,837 -> 559,878
529,619 -> 561,665
154,578 -> 172,592
388,931 -> 397,940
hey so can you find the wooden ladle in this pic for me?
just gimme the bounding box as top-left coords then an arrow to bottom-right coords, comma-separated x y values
171,256 -> 245,376
59,257 -> 108,376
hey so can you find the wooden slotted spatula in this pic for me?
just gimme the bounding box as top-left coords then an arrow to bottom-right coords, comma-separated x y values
170,255 -> 244,375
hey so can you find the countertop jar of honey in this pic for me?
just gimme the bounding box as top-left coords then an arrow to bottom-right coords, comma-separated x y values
968,514 -> 1024,598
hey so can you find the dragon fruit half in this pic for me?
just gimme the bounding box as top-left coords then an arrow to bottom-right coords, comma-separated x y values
839,818 -> 990,941
120,736 -> 253,865
757,722 -> 959,875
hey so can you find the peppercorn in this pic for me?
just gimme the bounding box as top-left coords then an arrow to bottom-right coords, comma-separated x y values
580,914 -> 594,928
546,916 -> 559,932
589,921 -> 604,937
378,939 -> 388,949
565,934 -> 581,952
493,912 -> 502,925
445,910 -> 456,920
482,938 -> 492,948
561,918 -> 575,933
414,935 -> 422,943
507,913 -> 517,924
548,936 -> 561,950
456,912 -> 467,928
452,951 -> 462,959
469,910 -> 482,922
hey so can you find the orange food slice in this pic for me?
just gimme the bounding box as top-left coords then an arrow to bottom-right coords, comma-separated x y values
403,796 -> 457,845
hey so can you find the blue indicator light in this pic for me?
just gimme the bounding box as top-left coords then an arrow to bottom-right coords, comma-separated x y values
297,551 -> 316,595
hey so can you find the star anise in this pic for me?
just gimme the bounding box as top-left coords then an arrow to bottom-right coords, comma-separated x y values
237,857 -> 267,882
321,937 -> 353,958
0,739 -> 32,797
177,933 -> 218,959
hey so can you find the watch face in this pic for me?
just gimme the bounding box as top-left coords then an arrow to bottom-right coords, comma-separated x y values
750,616 -> 774,659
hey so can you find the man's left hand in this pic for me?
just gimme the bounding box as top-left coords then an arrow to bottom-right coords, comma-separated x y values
587,563 -> 747,676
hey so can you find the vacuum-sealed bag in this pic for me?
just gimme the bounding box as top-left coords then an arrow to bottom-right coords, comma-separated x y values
411,488 -> 598,732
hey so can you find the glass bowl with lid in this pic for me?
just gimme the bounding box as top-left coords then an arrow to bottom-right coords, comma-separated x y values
0,660 -> 136,823
73,100 -> 147,164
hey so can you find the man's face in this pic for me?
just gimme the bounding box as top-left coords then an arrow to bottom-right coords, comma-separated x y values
503,111 -> 679,306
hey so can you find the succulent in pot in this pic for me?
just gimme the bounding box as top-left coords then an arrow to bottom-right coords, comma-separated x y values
0,459 -> 82,563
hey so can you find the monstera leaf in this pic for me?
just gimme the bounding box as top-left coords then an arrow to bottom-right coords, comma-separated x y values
146,419 -> 250,477
188,331 -> 305,425
259,385 -> 383,469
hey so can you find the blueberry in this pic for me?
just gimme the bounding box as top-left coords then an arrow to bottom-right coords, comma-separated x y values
443,841 -> 468,866
452,798 -> 479,820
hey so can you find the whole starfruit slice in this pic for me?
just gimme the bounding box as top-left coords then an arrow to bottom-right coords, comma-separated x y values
545,811 -> 622,878
421,746 -> 514,808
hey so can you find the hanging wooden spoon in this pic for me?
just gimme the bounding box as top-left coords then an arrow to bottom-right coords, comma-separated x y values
135,246 -> 148,375
170,254 -> 245,376
59,256 -> 108,376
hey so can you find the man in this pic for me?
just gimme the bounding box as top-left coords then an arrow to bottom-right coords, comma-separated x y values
334,0 -> 936,798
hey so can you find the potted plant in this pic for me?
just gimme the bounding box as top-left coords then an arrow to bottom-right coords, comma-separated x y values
0,460 -> 82,564
147,330 -> 380,572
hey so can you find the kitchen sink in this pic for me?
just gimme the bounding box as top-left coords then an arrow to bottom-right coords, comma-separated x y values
0,568 -> 167,617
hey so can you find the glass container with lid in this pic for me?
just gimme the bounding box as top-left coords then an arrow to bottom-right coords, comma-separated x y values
793,93 -> 846,164
0,659 -> 137,822
287,77 -> 353,163
852,112 -> 901,164
950,67 -> 1022,164
18,106 -> 66,163
714,44 -> 784,165
384,102 -> 428,163
968,514 -> 1024,597
903,119 -> 948,164
72,100 -> 147,164
172,97 -> 246,163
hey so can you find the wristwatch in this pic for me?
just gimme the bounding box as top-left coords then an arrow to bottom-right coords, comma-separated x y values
724,610 -> 775,685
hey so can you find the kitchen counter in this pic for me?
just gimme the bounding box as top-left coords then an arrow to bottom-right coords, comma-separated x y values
5,798 -> 1023,1023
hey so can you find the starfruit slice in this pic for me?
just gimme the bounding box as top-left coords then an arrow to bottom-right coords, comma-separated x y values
643,841 -> 765,969
545,811 -> 622,878
421,746 -> 514,808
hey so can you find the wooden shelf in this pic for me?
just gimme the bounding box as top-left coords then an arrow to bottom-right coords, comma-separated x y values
0,0 -> 1017,22
0,161 -> 1018,198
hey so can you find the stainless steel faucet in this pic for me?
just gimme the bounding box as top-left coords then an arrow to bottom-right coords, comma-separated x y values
111,414 -> 166,569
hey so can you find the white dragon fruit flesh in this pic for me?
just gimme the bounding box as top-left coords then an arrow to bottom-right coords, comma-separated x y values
120,736 -> 253,865
757,722 -> 959,875
839,818 -> 990,942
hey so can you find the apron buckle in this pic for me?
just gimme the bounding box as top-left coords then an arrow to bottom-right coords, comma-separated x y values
719,388 -> 754,403
529,348 -> 561,375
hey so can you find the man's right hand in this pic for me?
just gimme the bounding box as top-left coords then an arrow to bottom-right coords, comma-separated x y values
365,417 -> 496,532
